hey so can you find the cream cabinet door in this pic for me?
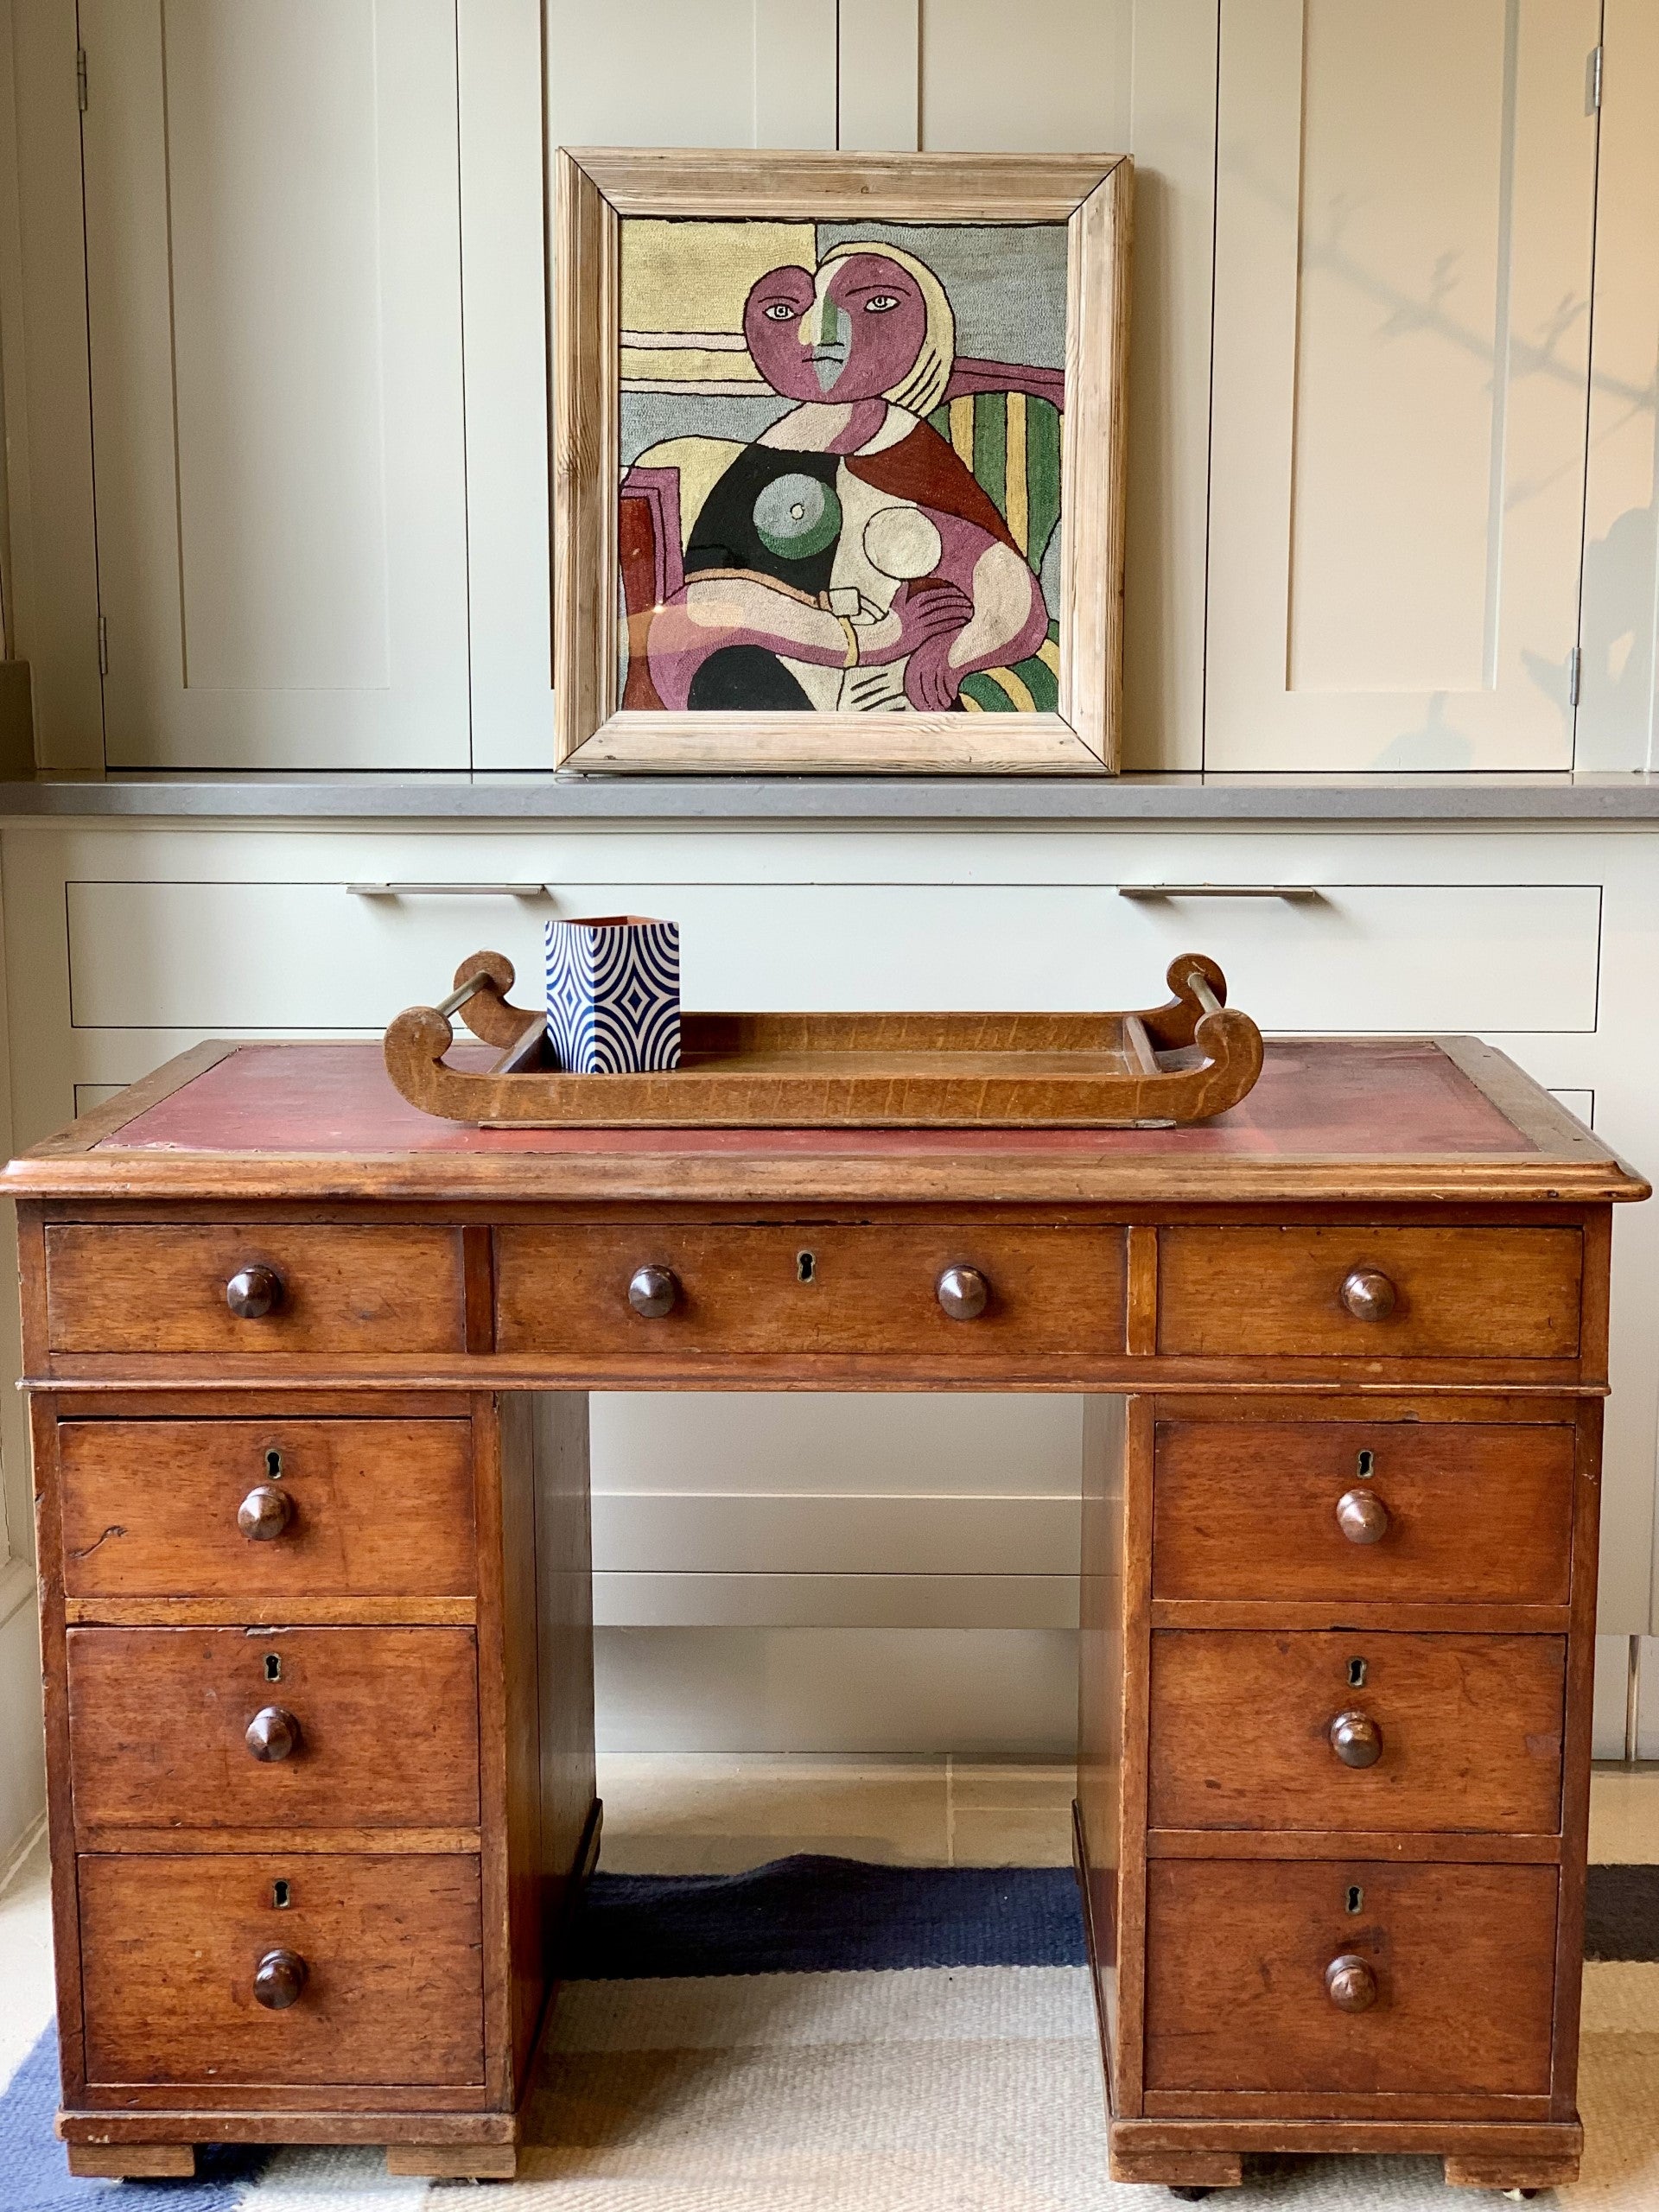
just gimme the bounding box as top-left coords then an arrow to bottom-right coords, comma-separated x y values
1205,0 -> 1600,771
79,0 -> 471,769
915,0 -> 1129,151
547,0 -> 836,147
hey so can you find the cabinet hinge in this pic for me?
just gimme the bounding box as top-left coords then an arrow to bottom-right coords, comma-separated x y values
76,46 -> 87,112
96,614 -> 107,678
1567,643 -> 1582,709
1589,43 -> 1603,112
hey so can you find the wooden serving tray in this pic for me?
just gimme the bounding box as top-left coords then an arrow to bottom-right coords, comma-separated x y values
383,953 -> 1264,1129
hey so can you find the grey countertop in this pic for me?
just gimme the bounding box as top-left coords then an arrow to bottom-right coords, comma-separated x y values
2,770 -> 1659,823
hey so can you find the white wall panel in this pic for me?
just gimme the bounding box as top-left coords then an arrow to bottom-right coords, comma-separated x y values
1577,0 -> 1659,773
547,0 -> 835,149
592,1390 -> 1080,1497
837,0 -> 919,152
460,0 -> 554,770
918,0 -> 1129,152
592,1494 -> 1079,1578
79,0 -> 471,767
1119,0 -> 1218,773
594,1573 -> 1076,1630
0,1 -> 102,768
595,1626 -> 1078,1754
1207,0 -> 1599,770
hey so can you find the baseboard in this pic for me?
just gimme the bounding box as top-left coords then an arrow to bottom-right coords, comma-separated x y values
0,1810 -> 45,1897
0,1591 -> 46,1871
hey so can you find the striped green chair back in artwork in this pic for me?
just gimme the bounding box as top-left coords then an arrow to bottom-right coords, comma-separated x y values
925,389 -> 1063,714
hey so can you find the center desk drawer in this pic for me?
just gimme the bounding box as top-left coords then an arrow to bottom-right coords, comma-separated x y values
1147,1630 -> 1566,1835
1157,1226 -> 1582,1362
79,1851 -> 485,2088
66,1627 -> 480,1833
44,1224 -> 466,1355
495,1223 -> 1127,1357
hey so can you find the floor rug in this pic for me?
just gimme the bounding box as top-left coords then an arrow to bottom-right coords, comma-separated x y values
3,1856 -> 1657,2211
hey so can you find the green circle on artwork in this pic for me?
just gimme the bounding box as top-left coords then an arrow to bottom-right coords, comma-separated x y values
753,473 -> 841,561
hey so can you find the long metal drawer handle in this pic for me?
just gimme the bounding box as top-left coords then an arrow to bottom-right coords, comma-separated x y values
1116,884 -> 1322,901
346,882 -> 552,898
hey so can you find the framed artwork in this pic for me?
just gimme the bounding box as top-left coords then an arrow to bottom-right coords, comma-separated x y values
554,150 -> 1132,774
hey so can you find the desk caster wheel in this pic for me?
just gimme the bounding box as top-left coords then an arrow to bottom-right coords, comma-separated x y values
1170,2191 -> 1213,2202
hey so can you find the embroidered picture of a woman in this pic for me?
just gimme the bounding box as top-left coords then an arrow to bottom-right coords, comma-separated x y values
618,219 -> 1066,717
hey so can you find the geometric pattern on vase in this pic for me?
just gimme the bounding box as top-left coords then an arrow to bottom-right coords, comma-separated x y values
544,915 -> 681,1074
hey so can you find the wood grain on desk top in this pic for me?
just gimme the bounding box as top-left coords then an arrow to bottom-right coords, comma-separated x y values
6,1035 -> 1647,1205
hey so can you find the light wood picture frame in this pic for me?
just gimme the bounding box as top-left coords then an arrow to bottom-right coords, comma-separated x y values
554,149 -> 1132,774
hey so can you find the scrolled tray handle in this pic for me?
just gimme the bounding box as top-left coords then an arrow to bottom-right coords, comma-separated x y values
384,951 -> 543,1104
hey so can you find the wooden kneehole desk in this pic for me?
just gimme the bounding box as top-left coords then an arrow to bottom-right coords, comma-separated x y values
7,1034 -> 1647,2196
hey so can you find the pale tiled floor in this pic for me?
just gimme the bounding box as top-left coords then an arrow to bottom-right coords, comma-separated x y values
1588,1763 -> 1659,1863
594,1752 -> 1078,1872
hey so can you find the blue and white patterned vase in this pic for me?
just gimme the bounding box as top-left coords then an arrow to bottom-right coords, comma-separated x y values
544,915 -> 681,1075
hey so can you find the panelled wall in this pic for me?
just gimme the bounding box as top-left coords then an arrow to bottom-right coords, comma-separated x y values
4,0 -> 1658,774
0,0 -> 1657,1842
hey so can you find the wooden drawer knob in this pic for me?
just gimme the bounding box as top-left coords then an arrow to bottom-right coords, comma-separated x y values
627,1265 -> 678,1319
226,1264 -> 283,1320
1339,1268 -> 1396,1322
245,1706 -> 302,1762
1328,1709 -> 1382,1768
1335,1488 -> 1389,1545
937,1265 -> 988,1321
1324,1954 -> 1377,2012
237,1484 -> 293,1541
253,1948 -> 307,2010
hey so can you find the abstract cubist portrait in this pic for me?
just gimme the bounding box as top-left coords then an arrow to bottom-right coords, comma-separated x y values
617,219 -> 1066,718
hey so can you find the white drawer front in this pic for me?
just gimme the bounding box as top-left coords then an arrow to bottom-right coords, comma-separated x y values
68,877 -> 1599,1033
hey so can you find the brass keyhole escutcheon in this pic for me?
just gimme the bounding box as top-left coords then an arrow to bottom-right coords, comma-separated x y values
797,1250 -> 817,1285
1347,1656 -> 1367,1689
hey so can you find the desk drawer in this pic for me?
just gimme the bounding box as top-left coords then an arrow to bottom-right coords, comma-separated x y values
1151,1418 -> 1576,1606
44,1224 -> 466,1356
60,1420 -> 475,1600
79,1851 -> 485,2088
495,1222 -> 1127,1358
67,1627 -> 480,1833
1147,1630 -> 1565,1835
1156,1226 -> 1582,1362
1144,1859 -> 1556,2101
